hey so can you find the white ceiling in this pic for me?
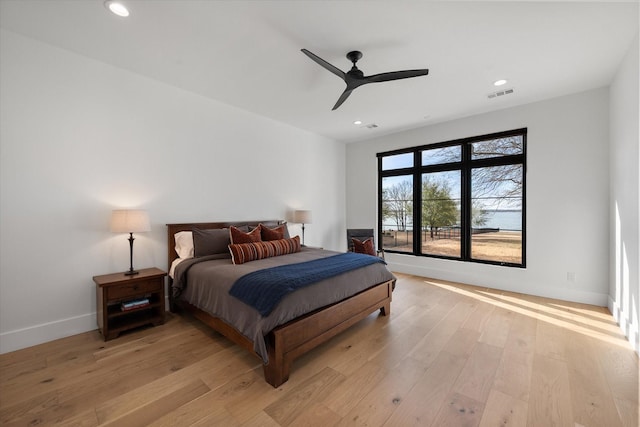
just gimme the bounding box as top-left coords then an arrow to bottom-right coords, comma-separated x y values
1,0 -> 638,142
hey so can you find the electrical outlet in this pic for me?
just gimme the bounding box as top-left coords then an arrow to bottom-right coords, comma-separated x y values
567,272 -> 576,282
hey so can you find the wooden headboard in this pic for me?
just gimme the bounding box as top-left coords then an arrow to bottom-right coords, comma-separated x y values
166,220 -> 284,270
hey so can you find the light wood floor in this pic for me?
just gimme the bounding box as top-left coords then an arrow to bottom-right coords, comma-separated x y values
1,273 -> 638,426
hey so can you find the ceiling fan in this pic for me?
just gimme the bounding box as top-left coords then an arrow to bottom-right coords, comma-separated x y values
301,49 -> 429,110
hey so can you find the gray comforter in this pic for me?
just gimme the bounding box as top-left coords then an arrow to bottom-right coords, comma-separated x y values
172,247 -> 395,363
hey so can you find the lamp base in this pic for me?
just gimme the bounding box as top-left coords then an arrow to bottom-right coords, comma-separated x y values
125,233 -> 139,276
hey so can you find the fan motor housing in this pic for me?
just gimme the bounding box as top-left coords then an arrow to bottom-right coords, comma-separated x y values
346,51 -> 363,63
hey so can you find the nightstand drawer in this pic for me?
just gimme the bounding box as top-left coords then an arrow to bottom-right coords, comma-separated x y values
107,279 -> 160,300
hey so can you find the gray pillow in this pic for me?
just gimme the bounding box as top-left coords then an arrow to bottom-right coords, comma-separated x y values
193,228 -> 231,257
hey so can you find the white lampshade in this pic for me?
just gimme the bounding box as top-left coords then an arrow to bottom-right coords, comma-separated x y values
110,209 -> 151,233
293,210 -> 312,224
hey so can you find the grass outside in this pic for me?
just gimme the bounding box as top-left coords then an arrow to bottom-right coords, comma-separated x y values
383,230 -> 522,264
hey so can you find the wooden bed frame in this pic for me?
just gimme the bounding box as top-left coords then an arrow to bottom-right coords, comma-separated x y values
166,220 -> 393,387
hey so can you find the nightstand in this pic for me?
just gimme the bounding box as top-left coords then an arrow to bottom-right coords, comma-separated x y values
93,267 -> 167,340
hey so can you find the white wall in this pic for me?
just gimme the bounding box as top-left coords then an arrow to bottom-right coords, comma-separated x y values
609,33 -> 639,354
0,30 -> 346,353
347,88 -> 611,306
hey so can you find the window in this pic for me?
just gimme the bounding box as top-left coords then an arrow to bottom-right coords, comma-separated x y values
381,175 -> 413,254
378,129 -> 526,267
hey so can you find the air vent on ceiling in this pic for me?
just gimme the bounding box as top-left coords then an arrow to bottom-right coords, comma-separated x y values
365,123 -> 379,129
488,88 -> 514,99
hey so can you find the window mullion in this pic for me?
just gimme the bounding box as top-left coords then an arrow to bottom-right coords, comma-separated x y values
377,156 -> 383,253
461,143 -> 471,260
413,151 -> 421,255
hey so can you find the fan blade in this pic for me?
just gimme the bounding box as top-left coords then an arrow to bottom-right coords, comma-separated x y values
301,49 -> 346,80
332,89 -> 353,110
365,69 -> 429,84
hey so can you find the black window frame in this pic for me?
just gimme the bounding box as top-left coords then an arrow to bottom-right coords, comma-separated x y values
378,128 -> 527,268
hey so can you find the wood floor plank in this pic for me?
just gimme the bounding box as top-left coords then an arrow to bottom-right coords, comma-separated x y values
461,299 -> 495,333
224,368 -> 284,424
430,391 -> 484,427
382,350 -> 468,427
501,309 -> 536,354
238,410 -> 280,427
442,328 -> 481,359
153,367 -> 270,427
613,397 -> 640,427
0,353 -> 47,384
478,307 -> 513,348
336,357 -> 427,426
94,369 -> 212,424
489,308 -> 535,405
146,389 -> 236,427
535,316 -> 567,361
407,298 -> 477,367
56,409 -> 100,427
595,339 -> 640,402
287,402 -> 342,427
326,317 -> 396,376
451,342 -> 503,403
264,367 -> 345,427
367,310 -> 443,370
478,389 -> 528,427
565,334 -> 623,427
322,360 -> 388,416
99,379 -> 210,427
197,347 -> 262,391
527,354 -> 574,427
491,345 -> 533,403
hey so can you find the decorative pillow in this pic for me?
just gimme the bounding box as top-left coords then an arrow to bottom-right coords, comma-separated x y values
254,221 -> 279,229
192,228 -> 231,257
260,223 -> 290,241
229,236 -> 301,265
352,237 -> 376,257
229,225 -> 262,244
174,231 -> 194,259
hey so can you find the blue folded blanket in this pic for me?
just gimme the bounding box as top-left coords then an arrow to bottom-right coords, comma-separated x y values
229,252 -> 385,316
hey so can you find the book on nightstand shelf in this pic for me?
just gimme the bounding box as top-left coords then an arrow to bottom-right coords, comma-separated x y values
121,298 -> 150,311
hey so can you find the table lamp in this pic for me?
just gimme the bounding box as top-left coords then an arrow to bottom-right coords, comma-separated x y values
293,210 -> 312,246
110,209 -> 151,275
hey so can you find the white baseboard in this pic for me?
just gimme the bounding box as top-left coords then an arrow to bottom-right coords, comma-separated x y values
608,295 -> 640,355
388,261 -> 609,307
0,312 -> 97,354
1,299 -> 171,354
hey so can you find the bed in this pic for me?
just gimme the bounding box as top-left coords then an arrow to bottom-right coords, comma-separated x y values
166,220 -> 395,387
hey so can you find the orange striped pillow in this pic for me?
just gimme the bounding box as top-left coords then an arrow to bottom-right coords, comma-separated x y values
229,236 -> 301,265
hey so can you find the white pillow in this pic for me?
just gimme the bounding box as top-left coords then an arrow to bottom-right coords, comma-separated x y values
174,231 -> 194,259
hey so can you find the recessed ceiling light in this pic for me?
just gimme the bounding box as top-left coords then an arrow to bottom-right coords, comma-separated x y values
353,120 -> 362,125
105,1 -> 130,17
494,79 -> 508,86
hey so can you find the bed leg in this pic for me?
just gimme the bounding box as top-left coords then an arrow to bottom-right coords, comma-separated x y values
263,359 -> 290,388
379,280 -> 393,316
263,333 -> 291,387
380,301 -> 391,316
